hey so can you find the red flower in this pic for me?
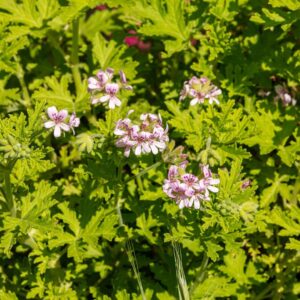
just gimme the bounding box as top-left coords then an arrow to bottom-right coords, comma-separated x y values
124,36 -> 139,47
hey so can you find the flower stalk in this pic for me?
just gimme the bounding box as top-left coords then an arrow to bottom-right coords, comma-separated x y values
124,161 -> 162,184
190,252 -> 209,295
3,160 -> 17,217
71,18 -> 81,97
114,164 -> 146,300
15,56 -> 31,108
172,241 -> 190,300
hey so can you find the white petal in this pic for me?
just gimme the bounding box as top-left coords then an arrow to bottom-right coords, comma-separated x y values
91,98 -> 100,105
211,89 -> 222,96
112,96 -> 121,107
150,144 -> 158,154
124,148 -> 131,157
73,118 -> 80,127
190,98 -> 198,106
135,145 -> 142,155
178,200 -> 185,209
108,100 -> 115,109
183,199 -> 193,207
60,123 -> 70,132
154,141 -> 166,149
210,178 -> 220,185
114,129 -> 126,136
44,121 -> 55,128
208,186 -> 219,193
47,106 -> 58,119
209,97 -> 220,105
99,95 -> 110,103
54,125 -> 61,138
143,143 -> 151,153
194,199 -> 200,209
88,77 -> 99,90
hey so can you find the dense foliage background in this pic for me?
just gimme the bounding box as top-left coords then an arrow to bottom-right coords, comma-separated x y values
0,0 -> 299,299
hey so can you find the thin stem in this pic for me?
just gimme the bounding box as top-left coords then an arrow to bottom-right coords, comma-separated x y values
115,166 -> 123,226
136,175 -> 144,192
15,56 -> 31,108
190,252 -> 209,295
4,172 -> 13,211
252,283 -> 275,300
172,241 -> 190,300
125,161 -> 162,184
70,18 -> 81,97
107,109 -> 114,135
114,165 -> 146,300
291,166 -> 300,205
125,239 -> 146,300
48,31 -> 66,58
3,160 -> 17,217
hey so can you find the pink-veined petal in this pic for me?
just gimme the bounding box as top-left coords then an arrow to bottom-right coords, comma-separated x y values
47,106 -> 58,119
58,109 -> 68,120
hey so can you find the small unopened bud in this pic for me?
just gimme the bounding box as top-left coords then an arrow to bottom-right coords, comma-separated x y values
119,70 -> 127,84
241,180 -> 251,190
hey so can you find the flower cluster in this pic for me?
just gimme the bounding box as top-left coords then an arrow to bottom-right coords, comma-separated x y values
179,76 -> 222,105
275,84 -> 297,106
114,112 -> 169,157
88,68 -> 132,109
124,30 -> 152,52
44,106 -> 80,138
163,164 -> 220,209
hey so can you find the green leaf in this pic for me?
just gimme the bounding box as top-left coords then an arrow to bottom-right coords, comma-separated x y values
205,240 -> 223,262
121,0 -> 191,56
260,174 -> 289,207
286,238 -> 300,250
219,249 -> 248,284
192,276 -> 238,299
269,207 -> 300,236
56,202 -> 81,237
136,209 -> 162,244
269,0 -> 300,11
92,33 -> 138,80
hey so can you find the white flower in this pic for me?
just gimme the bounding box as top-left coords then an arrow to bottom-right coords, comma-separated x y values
44,106 -> 70,138
88,68 -> 133,110
163,163 -> 220,210
69,113 -> 80,135
92,83 -> 121,109
179,76 -> 222,106
114,112 -> 169,157
275,85 -> 297,106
